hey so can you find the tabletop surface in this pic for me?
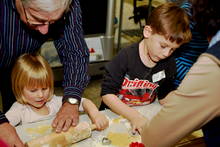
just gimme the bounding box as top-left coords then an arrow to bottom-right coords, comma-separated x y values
16,100 -> 162,147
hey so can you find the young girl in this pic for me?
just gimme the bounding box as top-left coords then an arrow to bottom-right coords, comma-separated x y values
5,54 -> 108,131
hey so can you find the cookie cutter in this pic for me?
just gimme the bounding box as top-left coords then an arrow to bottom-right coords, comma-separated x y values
102,137 -> 111,145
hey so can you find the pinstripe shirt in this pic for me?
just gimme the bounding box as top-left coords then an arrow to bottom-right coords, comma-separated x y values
0,0 -> 89,122
173,1 -> 208,87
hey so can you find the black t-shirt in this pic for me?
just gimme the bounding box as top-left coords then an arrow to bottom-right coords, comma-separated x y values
101,43 -> 176,106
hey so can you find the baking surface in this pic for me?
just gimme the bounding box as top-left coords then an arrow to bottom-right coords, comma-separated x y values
16,100 -> 162,147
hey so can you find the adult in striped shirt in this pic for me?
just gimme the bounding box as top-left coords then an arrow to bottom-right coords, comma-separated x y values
173,0 -> 209,88
0,0 -> 89,146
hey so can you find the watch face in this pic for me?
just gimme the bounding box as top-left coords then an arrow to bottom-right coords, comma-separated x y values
68,98 -> 79,104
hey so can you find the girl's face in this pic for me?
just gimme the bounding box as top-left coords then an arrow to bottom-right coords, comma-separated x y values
23,86 -> 50,109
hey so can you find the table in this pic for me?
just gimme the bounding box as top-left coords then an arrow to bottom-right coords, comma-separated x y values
16,100 -> 162,147
15,100 -> 205,146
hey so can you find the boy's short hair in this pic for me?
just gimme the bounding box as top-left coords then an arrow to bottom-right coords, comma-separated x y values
11,54 -> 54,104
147,2 -> 191,44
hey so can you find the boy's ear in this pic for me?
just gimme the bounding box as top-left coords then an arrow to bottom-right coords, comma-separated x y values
143,25 -> 152,38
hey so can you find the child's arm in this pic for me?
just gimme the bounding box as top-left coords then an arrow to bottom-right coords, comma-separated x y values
102,94 -> 148,134
82,98 -> 109,131
159,97 -> 170,105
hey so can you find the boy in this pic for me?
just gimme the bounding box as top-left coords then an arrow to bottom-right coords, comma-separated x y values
100,2 -> 191,133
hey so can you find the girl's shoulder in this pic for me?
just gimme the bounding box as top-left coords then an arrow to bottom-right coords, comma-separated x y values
11,102 -> 28,109
46,95 -> 62,111
47,95 -> 62,103
7,102 -> 30,113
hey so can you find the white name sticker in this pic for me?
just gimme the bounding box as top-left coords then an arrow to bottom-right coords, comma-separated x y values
152,70 -> 166,83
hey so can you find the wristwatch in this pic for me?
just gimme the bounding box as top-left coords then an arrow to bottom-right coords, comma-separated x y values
63,97 -> 79,105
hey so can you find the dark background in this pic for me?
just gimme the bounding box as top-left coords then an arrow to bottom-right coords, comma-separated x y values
79,0 -> 108,35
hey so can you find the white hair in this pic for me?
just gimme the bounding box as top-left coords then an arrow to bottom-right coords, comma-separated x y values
21,0 -> 72,12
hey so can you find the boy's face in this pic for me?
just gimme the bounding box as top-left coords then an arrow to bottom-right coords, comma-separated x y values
23,86 -> 50,109
143,26 -> 181,63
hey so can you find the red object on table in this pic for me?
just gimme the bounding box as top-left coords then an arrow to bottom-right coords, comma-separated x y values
0,139 -> 9,147
89,48 -> 95,53
129,142 -> 145,147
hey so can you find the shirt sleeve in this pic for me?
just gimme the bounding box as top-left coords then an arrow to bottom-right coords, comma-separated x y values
0,32 -> 2,50
101,49 -> 128,96
141,54 -> 220,146
0,23 -> 9,124
0,112 -> 9,124
48,95 -> 63,114
54,0 -> 90,102
157,56 -> 177,99
78,98 -> 85,112
5,102 -> 22,126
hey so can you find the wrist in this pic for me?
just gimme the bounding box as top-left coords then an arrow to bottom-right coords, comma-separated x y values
62,102 -> 79,111
88,109 -> 99,116
126,109 -> 142,121
62,97 -> 80,105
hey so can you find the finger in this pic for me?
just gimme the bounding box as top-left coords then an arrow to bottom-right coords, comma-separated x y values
103,121 -> 108,128
137,127 -> 142,134
102,122 -> 109,130
52,117 -> 58,128
71,117 -> 79,127
62,118 -> 72,132
14,140 -> 25,147
97,124 -> 102,131
94,121 -> 101,130
104,122 -> 109,129
131,126 -> 137,135
104,121 -> 109,128
55,119 -> 65,133
99,121 -> 106,129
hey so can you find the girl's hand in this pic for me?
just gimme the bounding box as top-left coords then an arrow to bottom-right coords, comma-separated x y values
91,112 -> 109,131
130,114 -> 148,134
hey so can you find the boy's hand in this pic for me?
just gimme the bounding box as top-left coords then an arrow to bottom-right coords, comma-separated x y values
130,114 -> 148,134
91,112 -> 109,131
159,97 -> 169,105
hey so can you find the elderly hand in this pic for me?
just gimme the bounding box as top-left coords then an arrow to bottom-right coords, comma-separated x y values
52,102 -> 79,133
0,122 -> 24,147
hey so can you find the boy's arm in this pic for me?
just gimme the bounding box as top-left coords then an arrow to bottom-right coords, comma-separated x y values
102,94 -> 148,133
82,98 -> 100,116
158,56 -> 177,99
82,99 -> 109,130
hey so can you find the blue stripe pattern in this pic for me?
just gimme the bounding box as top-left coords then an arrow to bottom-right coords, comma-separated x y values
173,1 -> 209,87
0,0 -> 89,120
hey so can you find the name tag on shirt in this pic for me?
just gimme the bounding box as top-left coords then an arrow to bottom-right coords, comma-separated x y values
152,70 -> 166,83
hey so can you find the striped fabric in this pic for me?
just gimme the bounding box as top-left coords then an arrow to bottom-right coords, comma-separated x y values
173,1 -> 209,87
0,0 -> 89,121
0,113 -> 8,124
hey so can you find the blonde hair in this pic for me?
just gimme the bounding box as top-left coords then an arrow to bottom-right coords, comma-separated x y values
11,54 -> 54,104
147,2 -> 192,44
